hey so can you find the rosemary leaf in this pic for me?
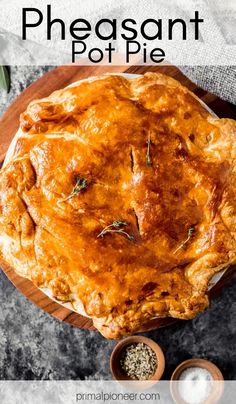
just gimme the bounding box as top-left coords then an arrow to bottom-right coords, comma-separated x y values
174,225 -> 195,254
58,176 -> 87,205
0,66 -> 10,93
68,177 -> 87,199
97,221 -> 135,241
187,226 -> 195,238
111,220 -> 128,228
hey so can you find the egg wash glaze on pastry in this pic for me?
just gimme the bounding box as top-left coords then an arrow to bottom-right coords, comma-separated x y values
0,73 -> 236,338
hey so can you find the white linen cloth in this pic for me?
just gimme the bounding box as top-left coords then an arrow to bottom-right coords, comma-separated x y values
0,0 -> 235,103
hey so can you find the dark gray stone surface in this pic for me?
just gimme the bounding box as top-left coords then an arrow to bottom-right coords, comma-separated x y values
0,67 -> 235,381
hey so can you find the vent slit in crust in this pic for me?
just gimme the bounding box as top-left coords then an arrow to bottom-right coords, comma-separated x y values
133,208 -> 140,235
130,147 -> 134,173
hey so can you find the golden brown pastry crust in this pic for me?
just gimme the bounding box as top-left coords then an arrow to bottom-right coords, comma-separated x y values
0,73 -> 236,339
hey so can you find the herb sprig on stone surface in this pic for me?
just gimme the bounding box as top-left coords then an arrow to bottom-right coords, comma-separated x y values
0,66 -> 10,93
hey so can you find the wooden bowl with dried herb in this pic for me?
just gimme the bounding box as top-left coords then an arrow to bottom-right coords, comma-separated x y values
110,336 -> 165,381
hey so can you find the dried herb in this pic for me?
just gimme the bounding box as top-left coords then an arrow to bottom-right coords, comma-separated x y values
174,225 -> 195,254
97,220 -> 135,241
120,343 -> 157,380
58,176 -> 87,204
146,133 -> 152,166
0,66 -> 10,93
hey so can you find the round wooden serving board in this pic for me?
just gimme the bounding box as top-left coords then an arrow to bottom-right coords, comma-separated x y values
0,65 -> 235,334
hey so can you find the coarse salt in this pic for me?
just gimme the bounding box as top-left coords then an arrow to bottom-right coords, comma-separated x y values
178,367 -> 213,404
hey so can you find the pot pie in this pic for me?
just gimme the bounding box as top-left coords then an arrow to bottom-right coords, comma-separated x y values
0,72 -> 236,339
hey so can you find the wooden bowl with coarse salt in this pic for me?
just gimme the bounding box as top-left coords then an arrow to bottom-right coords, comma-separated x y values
170,358 -> 224,404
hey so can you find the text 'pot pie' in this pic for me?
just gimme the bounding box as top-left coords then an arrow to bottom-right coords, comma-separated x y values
0,73 -> 236,339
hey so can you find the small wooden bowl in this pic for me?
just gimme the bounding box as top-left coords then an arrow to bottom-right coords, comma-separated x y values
110,335 -> 165,381
170,358 -> 224,404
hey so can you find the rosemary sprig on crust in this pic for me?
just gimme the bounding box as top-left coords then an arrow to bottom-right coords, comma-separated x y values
58,176 -> 87,205
97,221 -> 135,241
174,226 -> 195,254
146,133 -> 152,166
